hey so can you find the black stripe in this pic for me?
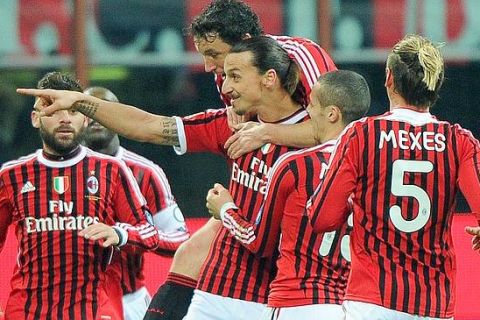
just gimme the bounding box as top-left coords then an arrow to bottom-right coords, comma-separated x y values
57,166 -> 67,318
127,254 -> 138,292
149,175 -> 162,212
428,123 -> 440,316
46,166 -> 55,318
120,167 -> 141,221
371,120 -> 385,303
384,120 -> 397,310
217,156 -> 249,296
397,122 -> 410,312
81,159 -> 89,319
69,164 -> 79,320
33,163 -> 44,320
92,159 -> 102,317
202,229 -> 223,293
256,164 -> 289,256
15,165 -> 33,319
360,123 -> 371,262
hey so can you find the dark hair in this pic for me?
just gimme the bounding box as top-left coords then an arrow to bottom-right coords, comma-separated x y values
315,70 -> 371,124
37,71 -> 82,92
188,0 -> 263,45
387,34 -> 444,108
230,36 -> 299,98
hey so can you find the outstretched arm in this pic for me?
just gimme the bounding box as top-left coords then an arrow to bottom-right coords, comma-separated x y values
17,88 -> 178,145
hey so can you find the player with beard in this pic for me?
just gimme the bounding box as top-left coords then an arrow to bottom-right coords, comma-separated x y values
82,86 -> 189,320
17,2 -> 337,318
17,36 -> 310,320
0,72 -> 162,320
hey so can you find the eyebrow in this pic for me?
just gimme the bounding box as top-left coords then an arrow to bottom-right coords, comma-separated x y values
225,67 -> 240,74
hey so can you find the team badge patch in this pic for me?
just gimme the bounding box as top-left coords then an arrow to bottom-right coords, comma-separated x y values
53,176 -> 70,194
260,143 -> 274,154
87,176 -> 99,194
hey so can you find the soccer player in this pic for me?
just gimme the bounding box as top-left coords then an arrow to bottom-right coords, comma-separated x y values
308,34 -> 480,319
0,72 -> 161,319
206,70 -> 370,319
146,1 -> 336,318
191,0 -> 337,159
82,86 -> 190,320
18,2 -> 336,317
18,36 -> 310,320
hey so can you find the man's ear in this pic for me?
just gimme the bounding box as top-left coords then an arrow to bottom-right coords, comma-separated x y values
31,111 -> 41,128
385,67 -> 393,88
328,105 -> 342,123
262,69 -> 277,88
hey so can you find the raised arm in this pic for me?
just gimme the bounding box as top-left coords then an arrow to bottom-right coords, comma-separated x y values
17,88 -> 178,145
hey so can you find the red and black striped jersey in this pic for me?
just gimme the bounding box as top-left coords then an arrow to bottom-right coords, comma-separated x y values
113,147 -> 190,295
175,108 -> 309,303
308,108 -> 480,318
221,141 -> 351,307
0,146 -> 160,320
215,35 -> 337,107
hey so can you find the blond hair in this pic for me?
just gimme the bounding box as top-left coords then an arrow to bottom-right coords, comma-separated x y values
387,34 -> 445,107
392,34 -> 444,91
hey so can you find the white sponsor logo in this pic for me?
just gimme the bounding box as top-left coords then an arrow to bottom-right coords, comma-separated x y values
25,215 -> 99,233
21,181 -> 36,194
24,199 -> 99,233
230,156 -> 271,194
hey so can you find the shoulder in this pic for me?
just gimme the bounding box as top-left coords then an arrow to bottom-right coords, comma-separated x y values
120,148 -> 166,175
450,123 -> 480,149
1,150 -> 39,175
181,108 -> 228,123
269,34 -> 319,48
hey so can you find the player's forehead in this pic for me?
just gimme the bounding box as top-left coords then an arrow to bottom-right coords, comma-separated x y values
194,34 -> 232,56
224,51 -> 254,73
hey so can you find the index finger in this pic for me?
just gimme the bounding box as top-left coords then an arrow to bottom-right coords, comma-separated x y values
17,88 -> 55,98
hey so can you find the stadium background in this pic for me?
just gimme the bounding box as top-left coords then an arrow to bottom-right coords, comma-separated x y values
0,0 -> 479,318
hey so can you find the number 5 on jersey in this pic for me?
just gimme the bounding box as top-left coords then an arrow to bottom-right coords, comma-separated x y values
390,159 -> 434,233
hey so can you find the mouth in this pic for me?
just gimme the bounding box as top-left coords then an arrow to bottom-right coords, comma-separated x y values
55,127 -> 75,136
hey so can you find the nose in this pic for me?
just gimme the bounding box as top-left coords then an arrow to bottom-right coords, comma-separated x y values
221,77 -> 232,95
56,110 -> 72,124
204,57 -> 216,73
